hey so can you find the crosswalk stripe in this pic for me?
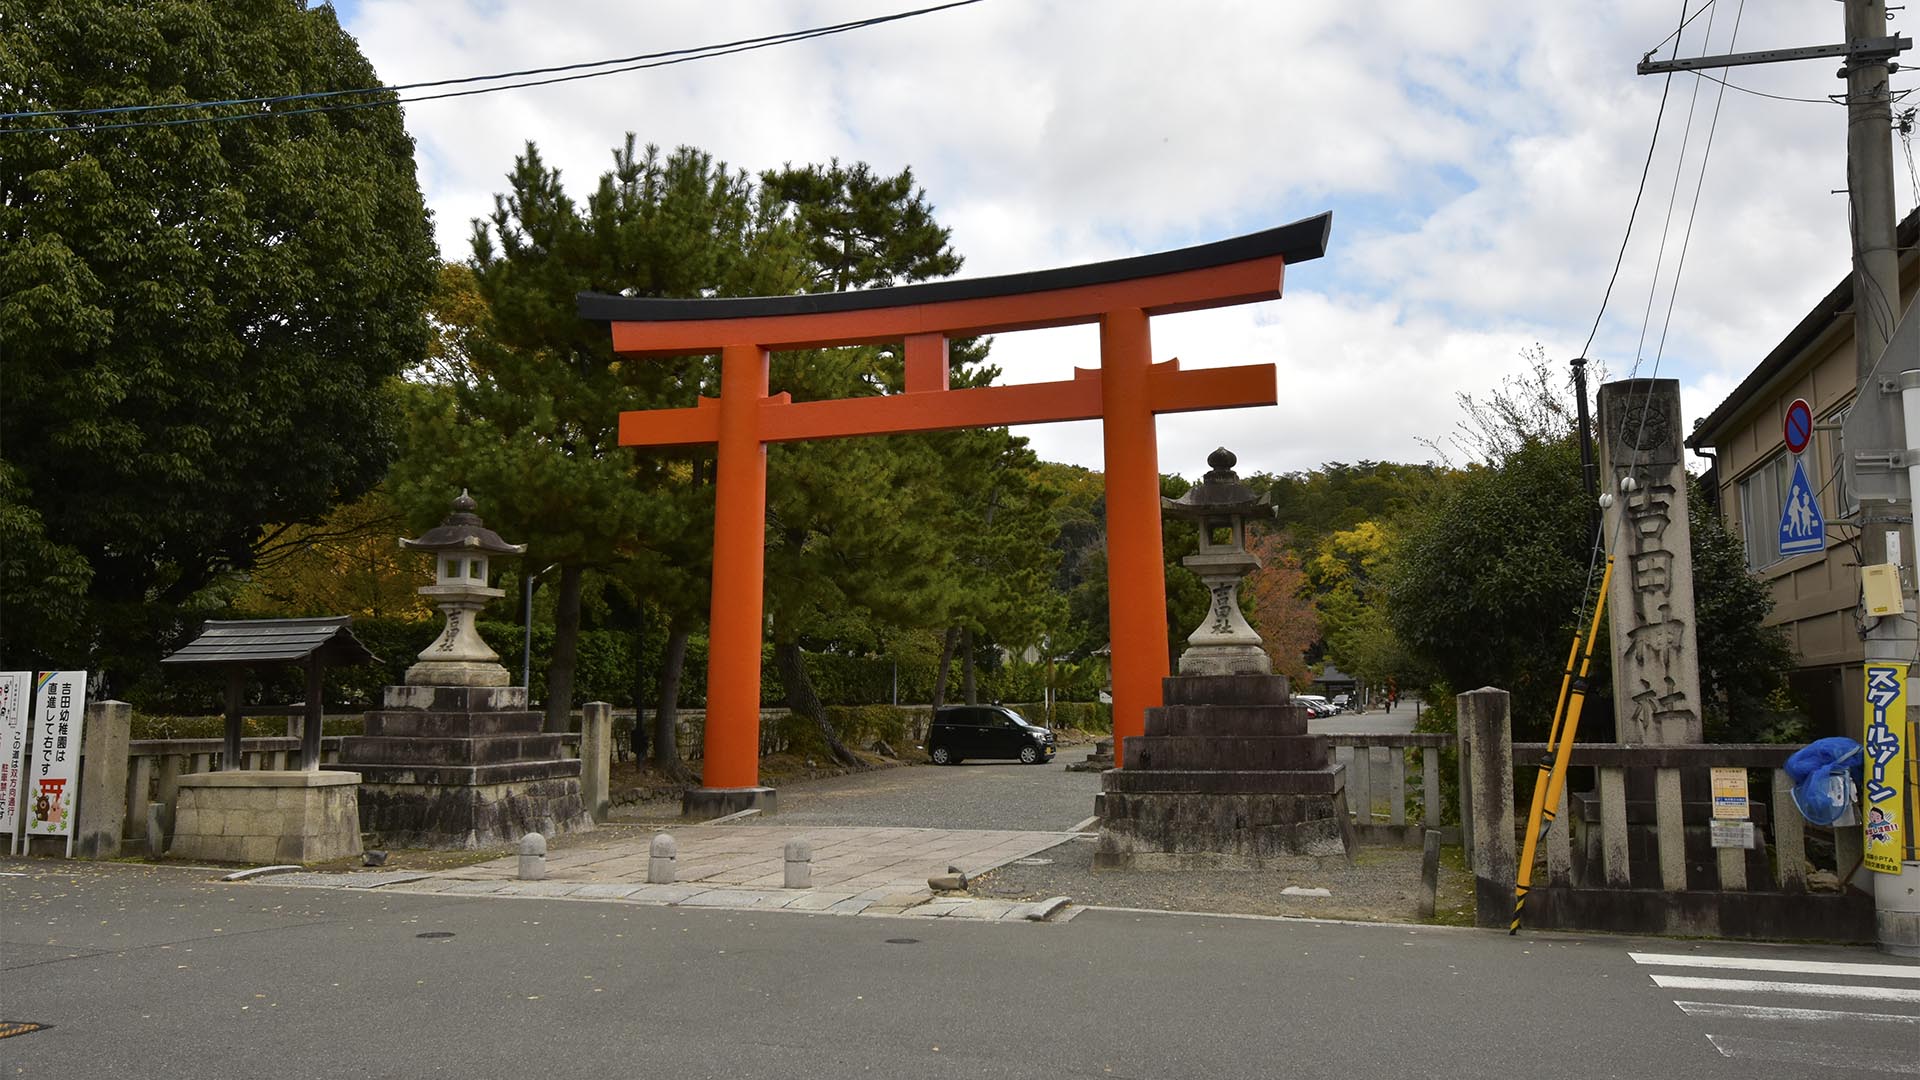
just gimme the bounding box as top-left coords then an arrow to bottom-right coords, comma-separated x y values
1630,951 -> 1920,979
1675,1000 -> 1920,1025
1650,974 -> 1920,1003
1706,1034 -> 1920,1074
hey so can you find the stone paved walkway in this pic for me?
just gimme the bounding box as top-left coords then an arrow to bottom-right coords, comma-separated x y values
257,822 -> 1083,923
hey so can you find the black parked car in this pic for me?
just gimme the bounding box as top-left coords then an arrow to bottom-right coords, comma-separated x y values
927,705 -> 1056,765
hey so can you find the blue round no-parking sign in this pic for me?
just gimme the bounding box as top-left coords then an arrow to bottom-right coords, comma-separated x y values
1784,398 -> 1813,455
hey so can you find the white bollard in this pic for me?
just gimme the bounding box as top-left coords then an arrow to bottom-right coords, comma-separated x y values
517,832 -> 547,881
784,839 -> 812,889
647,833 -> 677,884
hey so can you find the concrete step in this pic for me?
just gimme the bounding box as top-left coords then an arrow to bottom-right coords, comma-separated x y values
1120,734 -> 1330,772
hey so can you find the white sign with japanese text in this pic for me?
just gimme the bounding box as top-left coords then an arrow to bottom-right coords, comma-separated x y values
0,672 -> 29,838
24,671 -> 87,839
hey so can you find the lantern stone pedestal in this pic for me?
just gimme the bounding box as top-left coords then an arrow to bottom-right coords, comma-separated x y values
1095,674 -> 1351,867
1095,449 -> 1354,867
169,770 -> 363,865
329,493 -> 590,849
335,685 -> 588,849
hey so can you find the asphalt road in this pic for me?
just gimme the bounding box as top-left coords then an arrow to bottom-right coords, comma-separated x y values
754,750 -> 1104,830
5,860 -> 1914,1079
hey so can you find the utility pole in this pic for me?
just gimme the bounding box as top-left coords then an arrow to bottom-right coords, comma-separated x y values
1845,0 -> 1920,961
1639,3 -> 1919,956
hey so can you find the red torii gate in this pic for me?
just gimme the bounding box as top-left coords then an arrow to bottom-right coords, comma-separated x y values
580,214 -> 1329,814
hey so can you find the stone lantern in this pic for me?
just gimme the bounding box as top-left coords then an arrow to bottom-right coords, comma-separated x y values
1162,447 -> 1271,676
400,490 -> 527,687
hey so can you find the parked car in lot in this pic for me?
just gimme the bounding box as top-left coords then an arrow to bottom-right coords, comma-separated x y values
927,704 -> 1057,765
1330,693 -> 1351,712
1292,694 -> 1336,718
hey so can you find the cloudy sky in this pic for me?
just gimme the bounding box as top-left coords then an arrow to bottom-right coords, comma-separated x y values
333,0 -> 1915,480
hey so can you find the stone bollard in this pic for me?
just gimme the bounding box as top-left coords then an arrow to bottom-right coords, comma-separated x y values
1456,687 -> 1515,929
647,832 -> 677,884
517,832 -> 547,881
580,701 -> 612,824
784,839 -> 812,889
75,700 -> 132,859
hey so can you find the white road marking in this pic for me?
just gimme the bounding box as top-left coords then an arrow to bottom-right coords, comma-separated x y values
1632,951 -> 1920,980
1675,1000 -> 1920,1025
1706,1034 -> 1920,1074
1650,974 -> 1920,1003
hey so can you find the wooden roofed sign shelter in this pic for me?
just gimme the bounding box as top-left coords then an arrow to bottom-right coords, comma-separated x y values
579,215 -> 1331,805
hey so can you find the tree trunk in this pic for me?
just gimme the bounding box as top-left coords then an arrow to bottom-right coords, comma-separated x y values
653,619 -> 693,782
775,640 -> 860,767
962,626 -> 977,705
932,625 -> 960,710
629,618 -> 650,765
543,563 -> 584,733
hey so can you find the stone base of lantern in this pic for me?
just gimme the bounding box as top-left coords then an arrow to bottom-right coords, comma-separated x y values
331,685 -> 589,850
1095,674 -> 1353,868
403,660 -> 511,688
1176,644 -> 1273,677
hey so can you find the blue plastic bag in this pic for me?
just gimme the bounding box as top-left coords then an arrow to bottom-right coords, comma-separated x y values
1784,736 -> 1864,826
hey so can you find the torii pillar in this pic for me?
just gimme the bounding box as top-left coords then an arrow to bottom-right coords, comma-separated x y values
580,215 -> 1332,818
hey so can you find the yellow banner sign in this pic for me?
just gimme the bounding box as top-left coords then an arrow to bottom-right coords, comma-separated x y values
1863,664 -> 1909,874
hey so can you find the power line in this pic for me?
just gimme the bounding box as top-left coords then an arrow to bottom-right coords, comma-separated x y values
0,0 -> 985,136
1579,1 -> 1687,358
1631,0 -> 1720,370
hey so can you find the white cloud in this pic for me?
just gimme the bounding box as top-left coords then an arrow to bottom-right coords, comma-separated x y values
343,0 -> 1915,476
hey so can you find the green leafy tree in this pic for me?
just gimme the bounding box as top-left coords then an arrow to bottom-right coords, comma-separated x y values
1689,474 -> 1798,741
752,165 -> 971,764
0,0 -> 437,680
1388,436 -> 1594,738
394,139 -> 792,733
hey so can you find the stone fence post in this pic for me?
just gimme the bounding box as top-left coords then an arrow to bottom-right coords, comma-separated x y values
581,701 -> 612,824
76,700 -> 132,859
1456,687 -> 1515,929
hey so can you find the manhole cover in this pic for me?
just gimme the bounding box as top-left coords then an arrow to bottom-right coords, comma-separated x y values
415,931 -> 456,939
1014,857 -> 1053,866
884,938 -> 920,945
0,1022 -> 50,1039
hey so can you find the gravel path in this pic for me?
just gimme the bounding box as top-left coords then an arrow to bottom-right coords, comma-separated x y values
751,750 -> 1104,830
970,833 -> 1475,924
614,746 -> 1105,831
612,744 -> 1469,925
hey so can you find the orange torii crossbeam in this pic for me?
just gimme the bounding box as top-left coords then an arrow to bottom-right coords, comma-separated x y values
580,214 -> 1331,810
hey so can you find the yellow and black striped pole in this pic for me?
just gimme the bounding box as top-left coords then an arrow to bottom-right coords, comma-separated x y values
1511,555 -> 1613,935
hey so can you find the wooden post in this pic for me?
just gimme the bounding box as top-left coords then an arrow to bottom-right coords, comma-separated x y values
300,660 -> 324,771
1457,688 -> 1515,929
222,670 -> 244,771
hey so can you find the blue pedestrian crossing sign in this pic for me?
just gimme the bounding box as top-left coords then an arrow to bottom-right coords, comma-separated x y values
1778,455 -> 1825,557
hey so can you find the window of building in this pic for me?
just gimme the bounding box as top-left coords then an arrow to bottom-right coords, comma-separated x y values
1739,451 -> 1791,571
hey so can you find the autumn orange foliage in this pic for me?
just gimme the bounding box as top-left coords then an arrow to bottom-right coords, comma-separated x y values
1245,530 -> 1317,682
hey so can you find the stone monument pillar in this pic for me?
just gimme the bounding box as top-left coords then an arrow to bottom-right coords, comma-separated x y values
1095,449 -> 1353,867
1596,379 -> 1704,745
333,493 -> 589,848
